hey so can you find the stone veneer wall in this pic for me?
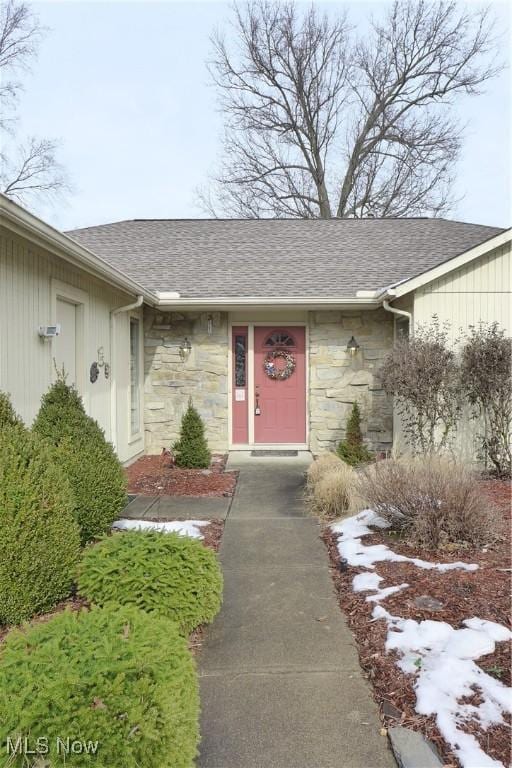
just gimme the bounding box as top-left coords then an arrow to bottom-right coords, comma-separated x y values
144,308 -> 229,454
309,309 -> 394,454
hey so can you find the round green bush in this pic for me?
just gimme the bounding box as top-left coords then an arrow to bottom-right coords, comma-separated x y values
0,604 -> 199,768
33,378 -> 127,544
0,424 -> 80,626
78,531 -> 223,634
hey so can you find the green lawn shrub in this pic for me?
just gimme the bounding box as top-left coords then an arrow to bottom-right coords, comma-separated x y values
173,398 -> 211,468
78,531 -> 223,634
0,604 -> 199,768
33,377 -> 127,544
337,402 -> 373,466
0,424 -> 80,626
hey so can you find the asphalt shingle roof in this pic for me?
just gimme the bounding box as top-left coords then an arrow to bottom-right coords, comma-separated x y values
66,218 -> 503,299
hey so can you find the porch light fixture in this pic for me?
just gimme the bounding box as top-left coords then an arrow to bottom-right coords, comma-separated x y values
207,314 -> 213,336
179,337 -> 192,360
346,335 -> 360,356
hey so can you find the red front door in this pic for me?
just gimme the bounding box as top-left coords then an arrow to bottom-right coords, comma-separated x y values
254,327 -> 306,444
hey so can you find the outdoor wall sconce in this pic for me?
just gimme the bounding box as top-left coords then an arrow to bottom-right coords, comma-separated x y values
95,346 -> 110,379
346,336 -> 360,356
207,314 -> 214,336
179,337 -> 192,360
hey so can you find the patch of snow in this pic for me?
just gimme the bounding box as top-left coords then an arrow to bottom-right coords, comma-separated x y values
332,509 -> 478,572
352,572 -> 409,602
112,518 -> 209,539
352,572 -> 383,592
463,618 -> 512,643
373,606 -> 512,768
366,583 -> 410,603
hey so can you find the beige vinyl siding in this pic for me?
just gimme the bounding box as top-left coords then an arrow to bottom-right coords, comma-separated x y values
413,241 -> 511,335
0,227 -> 143,463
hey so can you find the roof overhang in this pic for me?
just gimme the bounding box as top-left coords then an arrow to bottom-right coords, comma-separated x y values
154,294 -> 383,311
4,195 -> 506,311
0,194 -> 158,305
386,228 -> 512,300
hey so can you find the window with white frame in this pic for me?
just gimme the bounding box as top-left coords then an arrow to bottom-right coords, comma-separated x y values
130,318 -> 140,435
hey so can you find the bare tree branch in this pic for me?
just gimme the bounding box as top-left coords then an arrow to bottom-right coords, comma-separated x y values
202,0 -> 501,219
0,0 -> 42,130
0,0 -> 68,205
205,0 -> 351,217
1,137 -> 68,202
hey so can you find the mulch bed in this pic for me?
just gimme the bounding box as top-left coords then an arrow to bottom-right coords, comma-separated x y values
322,479 -> 511,768
126,453 -> 238,497
198,519 -> 224,553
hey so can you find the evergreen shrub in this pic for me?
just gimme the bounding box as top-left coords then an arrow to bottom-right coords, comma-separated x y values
337,402 -> 373,466
0,605 -> 199,768
0,424 -> 80,625
33,377 -> 127,543
78,531 -> 223,634
173,399 -> 211,469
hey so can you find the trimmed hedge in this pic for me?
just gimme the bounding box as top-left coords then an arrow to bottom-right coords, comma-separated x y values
78,531 -> 223,634
0,424 -> 80,626
33,378 -> 127,544
0,605 -> 199,767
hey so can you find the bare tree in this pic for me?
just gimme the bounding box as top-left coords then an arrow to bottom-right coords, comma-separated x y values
0,0 -> 68,204
1,137 -> 67,203
203,0 -> 500,218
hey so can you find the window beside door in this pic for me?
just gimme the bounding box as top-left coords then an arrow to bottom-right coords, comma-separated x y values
130,318 -> 140,435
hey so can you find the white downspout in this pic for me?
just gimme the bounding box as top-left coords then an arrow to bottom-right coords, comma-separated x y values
110,295 -> 143,451
382,299 -> 413,337
382,297 -> 413,455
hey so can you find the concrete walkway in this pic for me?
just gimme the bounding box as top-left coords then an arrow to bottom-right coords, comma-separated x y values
121,494 -> 231,520
198,454 -> 394,768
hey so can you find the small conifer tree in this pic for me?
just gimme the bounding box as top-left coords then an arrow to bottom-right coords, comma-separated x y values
337,402 -> 373,466
173,399 -> 211,469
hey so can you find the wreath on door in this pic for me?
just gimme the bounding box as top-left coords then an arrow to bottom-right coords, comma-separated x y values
263,349 -> 296,380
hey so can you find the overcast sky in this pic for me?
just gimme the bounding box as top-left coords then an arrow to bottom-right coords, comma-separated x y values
17,0 -> 512,230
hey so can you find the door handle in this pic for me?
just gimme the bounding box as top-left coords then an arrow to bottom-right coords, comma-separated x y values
255,390 -> 261,416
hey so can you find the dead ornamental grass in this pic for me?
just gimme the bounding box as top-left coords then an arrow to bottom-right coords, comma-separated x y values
310,463 -> 359,520
306,453 -> 344,490
359,457 -> 499,549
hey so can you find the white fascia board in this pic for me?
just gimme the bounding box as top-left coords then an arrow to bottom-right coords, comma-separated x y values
389,228 -> 512,299
155,296 -> 382,310
0,194 -> 158,305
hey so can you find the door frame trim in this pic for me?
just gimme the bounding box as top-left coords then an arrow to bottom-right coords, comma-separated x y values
228,320 -> 309,450
50,279 -> 89,410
